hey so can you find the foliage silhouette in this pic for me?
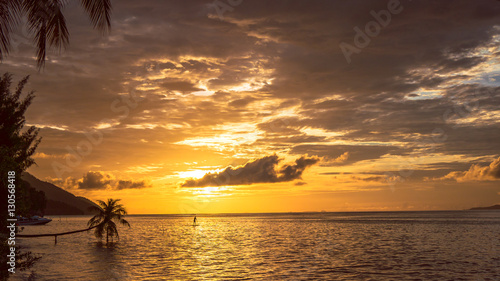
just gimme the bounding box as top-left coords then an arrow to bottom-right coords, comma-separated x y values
0,0 -> 112,69
88,198 -> 131,244
0,73 -> 42,279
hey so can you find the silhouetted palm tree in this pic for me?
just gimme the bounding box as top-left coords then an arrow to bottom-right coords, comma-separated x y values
87,198 -> 130,244
0,0 -> 111,69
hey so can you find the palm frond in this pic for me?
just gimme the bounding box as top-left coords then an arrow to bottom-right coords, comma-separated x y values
94,223 -> 104,239
106,220 -> 118,239
87,214 -> 103,227
0,0 -> 22,60
23,0 -> 69,69
88,198 -> 130,243
80,0 -> 111,34
33,22 -> 46,68
96,199 -> 107,209
87,205 -> 103,213
1,0 -> 112,68
120,218 -> 130,227
46,0 -> 68,49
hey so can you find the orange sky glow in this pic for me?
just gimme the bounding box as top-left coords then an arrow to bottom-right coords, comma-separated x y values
2,0 -> 499,214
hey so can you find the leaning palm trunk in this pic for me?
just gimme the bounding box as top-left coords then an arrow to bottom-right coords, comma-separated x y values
17,222 -> 105,244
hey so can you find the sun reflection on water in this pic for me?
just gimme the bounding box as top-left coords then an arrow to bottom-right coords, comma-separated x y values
14,212 -> 500,280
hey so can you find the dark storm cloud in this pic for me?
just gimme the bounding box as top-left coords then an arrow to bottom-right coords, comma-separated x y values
297,85 -> 499,136
247,0 -> 499,100
182,155 -> 319,187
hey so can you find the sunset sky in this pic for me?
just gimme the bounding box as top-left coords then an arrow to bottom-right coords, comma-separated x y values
2,0 -> 499,214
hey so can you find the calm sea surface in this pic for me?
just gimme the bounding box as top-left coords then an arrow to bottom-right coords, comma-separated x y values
12,211 -> 500,280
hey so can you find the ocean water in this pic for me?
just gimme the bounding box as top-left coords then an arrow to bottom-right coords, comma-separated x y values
12,211 -> 500,280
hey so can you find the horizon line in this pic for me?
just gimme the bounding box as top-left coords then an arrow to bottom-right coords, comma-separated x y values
44,209 -> 495,216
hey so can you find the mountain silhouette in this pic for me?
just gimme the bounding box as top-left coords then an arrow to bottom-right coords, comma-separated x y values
21,172 -> 99,215
469,205 -> 500,210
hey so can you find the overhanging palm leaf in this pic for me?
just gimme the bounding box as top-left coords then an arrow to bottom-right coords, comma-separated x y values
23,0 -> 69,68
0,0 -> 112,69
88,198 -> 130,244
0,0 -> 22,60
81,0 -> 111,33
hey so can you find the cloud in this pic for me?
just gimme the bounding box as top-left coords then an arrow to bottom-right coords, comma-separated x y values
74,171 -> 151,190
181,155 -> 319,187
293,145 -> 404,166
160,79 -> 203,93
78,171 -> 112,190
323,151 -> 349,165
441,156 -> 500,182
279,156 -> 319,181
116,180 -> 151,190
33,152 -> 69,159
350,175 -> 397,183
229,96 -> 256,108
8,0 -> 500,187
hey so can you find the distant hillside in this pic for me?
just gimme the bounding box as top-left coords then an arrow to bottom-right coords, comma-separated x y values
45,199 -> 87,215
470,205 -> 500,210
21,172 -> 99,215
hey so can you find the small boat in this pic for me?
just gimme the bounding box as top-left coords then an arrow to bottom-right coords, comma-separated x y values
16,216 -> 52,226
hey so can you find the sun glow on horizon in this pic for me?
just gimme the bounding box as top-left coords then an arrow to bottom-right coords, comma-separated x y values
177,169 -> 212,179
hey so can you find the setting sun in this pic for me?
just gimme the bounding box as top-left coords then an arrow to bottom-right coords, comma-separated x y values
2,0 -> 499,280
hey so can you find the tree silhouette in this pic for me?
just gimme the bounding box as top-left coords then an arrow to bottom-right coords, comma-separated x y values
88,198 -> 130,244
0,73 -> 42,279
0,0 -> 112,69
0,73 -> 41,172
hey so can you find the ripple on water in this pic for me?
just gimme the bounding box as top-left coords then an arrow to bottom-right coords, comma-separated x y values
11,211 -> 500,280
